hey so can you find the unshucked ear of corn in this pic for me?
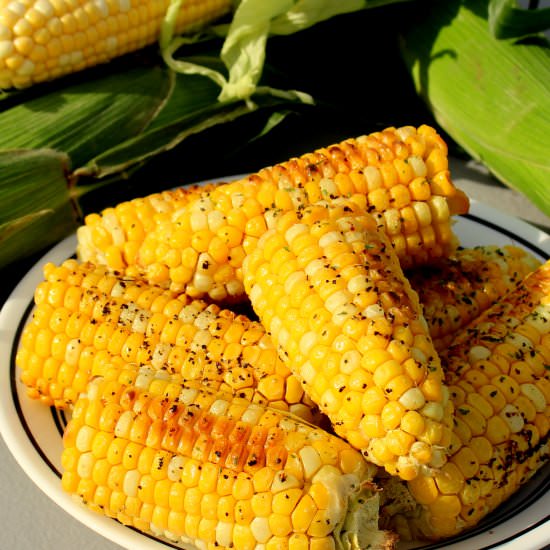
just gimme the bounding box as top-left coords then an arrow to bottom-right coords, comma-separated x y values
61,370 -> 397,550
0,0 -> 232,89
400,0 -> 550,217
77,124 -> 470,302
379,259 -> 550,540
16,258 -> 320,423
242,198 -> 453,481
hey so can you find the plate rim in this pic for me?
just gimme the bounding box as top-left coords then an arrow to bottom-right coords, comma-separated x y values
1,198 -> 549,550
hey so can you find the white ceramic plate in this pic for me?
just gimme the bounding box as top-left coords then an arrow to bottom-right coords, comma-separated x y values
1,199 -> 549,550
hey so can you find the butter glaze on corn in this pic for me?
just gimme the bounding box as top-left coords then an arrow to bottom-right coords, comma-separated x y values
380,259 -> 550,540
408,245 -> 541,351
16,259 -> 319,422
61,372 -> 397,550
77,125 -> 470,302
242,198 -> 453,481
0,0 -> 232,89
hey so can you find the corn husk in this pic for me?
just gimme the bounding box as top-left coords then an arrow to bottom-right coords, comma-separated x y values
399,0 -> 550,217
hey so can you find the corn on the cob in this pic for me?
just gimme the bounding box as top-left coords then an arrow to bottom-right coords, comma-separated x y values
242,198 -> 453,481
379,259 -> 550,540
76,184 -> 216,272
77,124 -> 470,302
16,258 -> 319,422
61,371 -> 397,550
407,245 -> 541,351
0,0 -> 232,89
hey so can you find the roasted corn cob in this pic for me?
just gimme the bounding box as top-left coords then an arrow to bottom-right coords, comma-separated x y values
16,258 -> 319,422
408,245 -> 541,351
77,125 -> 470,302
76,184 -> 217,274
0,0 -> 232,89
61,371 -> 397,550
380,259 -> 550,540
242,198 -> 453,481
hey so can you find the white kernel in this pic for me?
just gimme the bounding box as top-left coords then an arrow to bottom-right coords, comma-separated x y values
93,0 -> 109,17
399,387 -> 426,410
285,223 -> 307,245
319,230 -> 343,248
347,274 -> 368,293
319,178 -> 338,198
192,272 -> 213,293
429,195 -> 450,223
299,331 -> 318,356
225,279 -> 244,297
340,350 -> 361,374
65,337 -> 82,366
77,452 -> 94,478
210,399 -> 229,416
284,271 -> 306,295
123,469 -> 140,497
193,308 -> 215,330
135,367 -> 156,390
7,2 -> 25,17
167,455 -> 186,481
520,383 -> 546,412
332,304 -> 358,326
178,387 -> 199,405
299,446 -> 322,479
75,425 -> 95,452
34,0 -> 54,18
215,522 -> 233,548
207,209 -> 225,232
412,201 -> 432,227
189,210 -> 208,232
250,517 -> 271,543
420,402 -> 444,421
395,126 -> 416,141
304,258 -> 326,278
325,289 -> 350,313
271,471 -> 301,492
151,342 -> 172,369
300,360 -> 316,385
363,165 -> 382,189
469,345 -> 491,363
131,307 -> 151,333
500,403 -> 524,433
407,156 -> 427,177
241,403 -> 263,425
364,304 -> 384,318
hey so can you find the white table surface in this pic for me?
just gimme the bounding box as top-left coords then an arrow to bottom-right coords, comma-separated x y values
1,158 -> 549,550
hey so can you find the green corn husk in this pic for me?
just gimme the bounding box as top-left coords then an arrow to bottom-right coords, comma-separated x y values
399,0 -> 550,217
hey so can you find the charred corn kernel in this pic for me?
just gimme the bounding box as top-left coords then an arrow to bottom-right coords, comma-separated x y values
62,370 -> 394,550
0,2 -> 232,89
242,199 -> 451,480
16,260 -> 319,422
380,260 -> 550,540
407,245 -> 540,351
78,125 -> 468,301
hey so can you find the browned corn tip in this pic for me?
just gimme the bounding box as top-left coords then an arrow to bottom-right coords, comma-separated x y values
242,198 -> 453,481
379,259 -> 550,540
61,372 -> 396,550
16,258 -> 320,422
